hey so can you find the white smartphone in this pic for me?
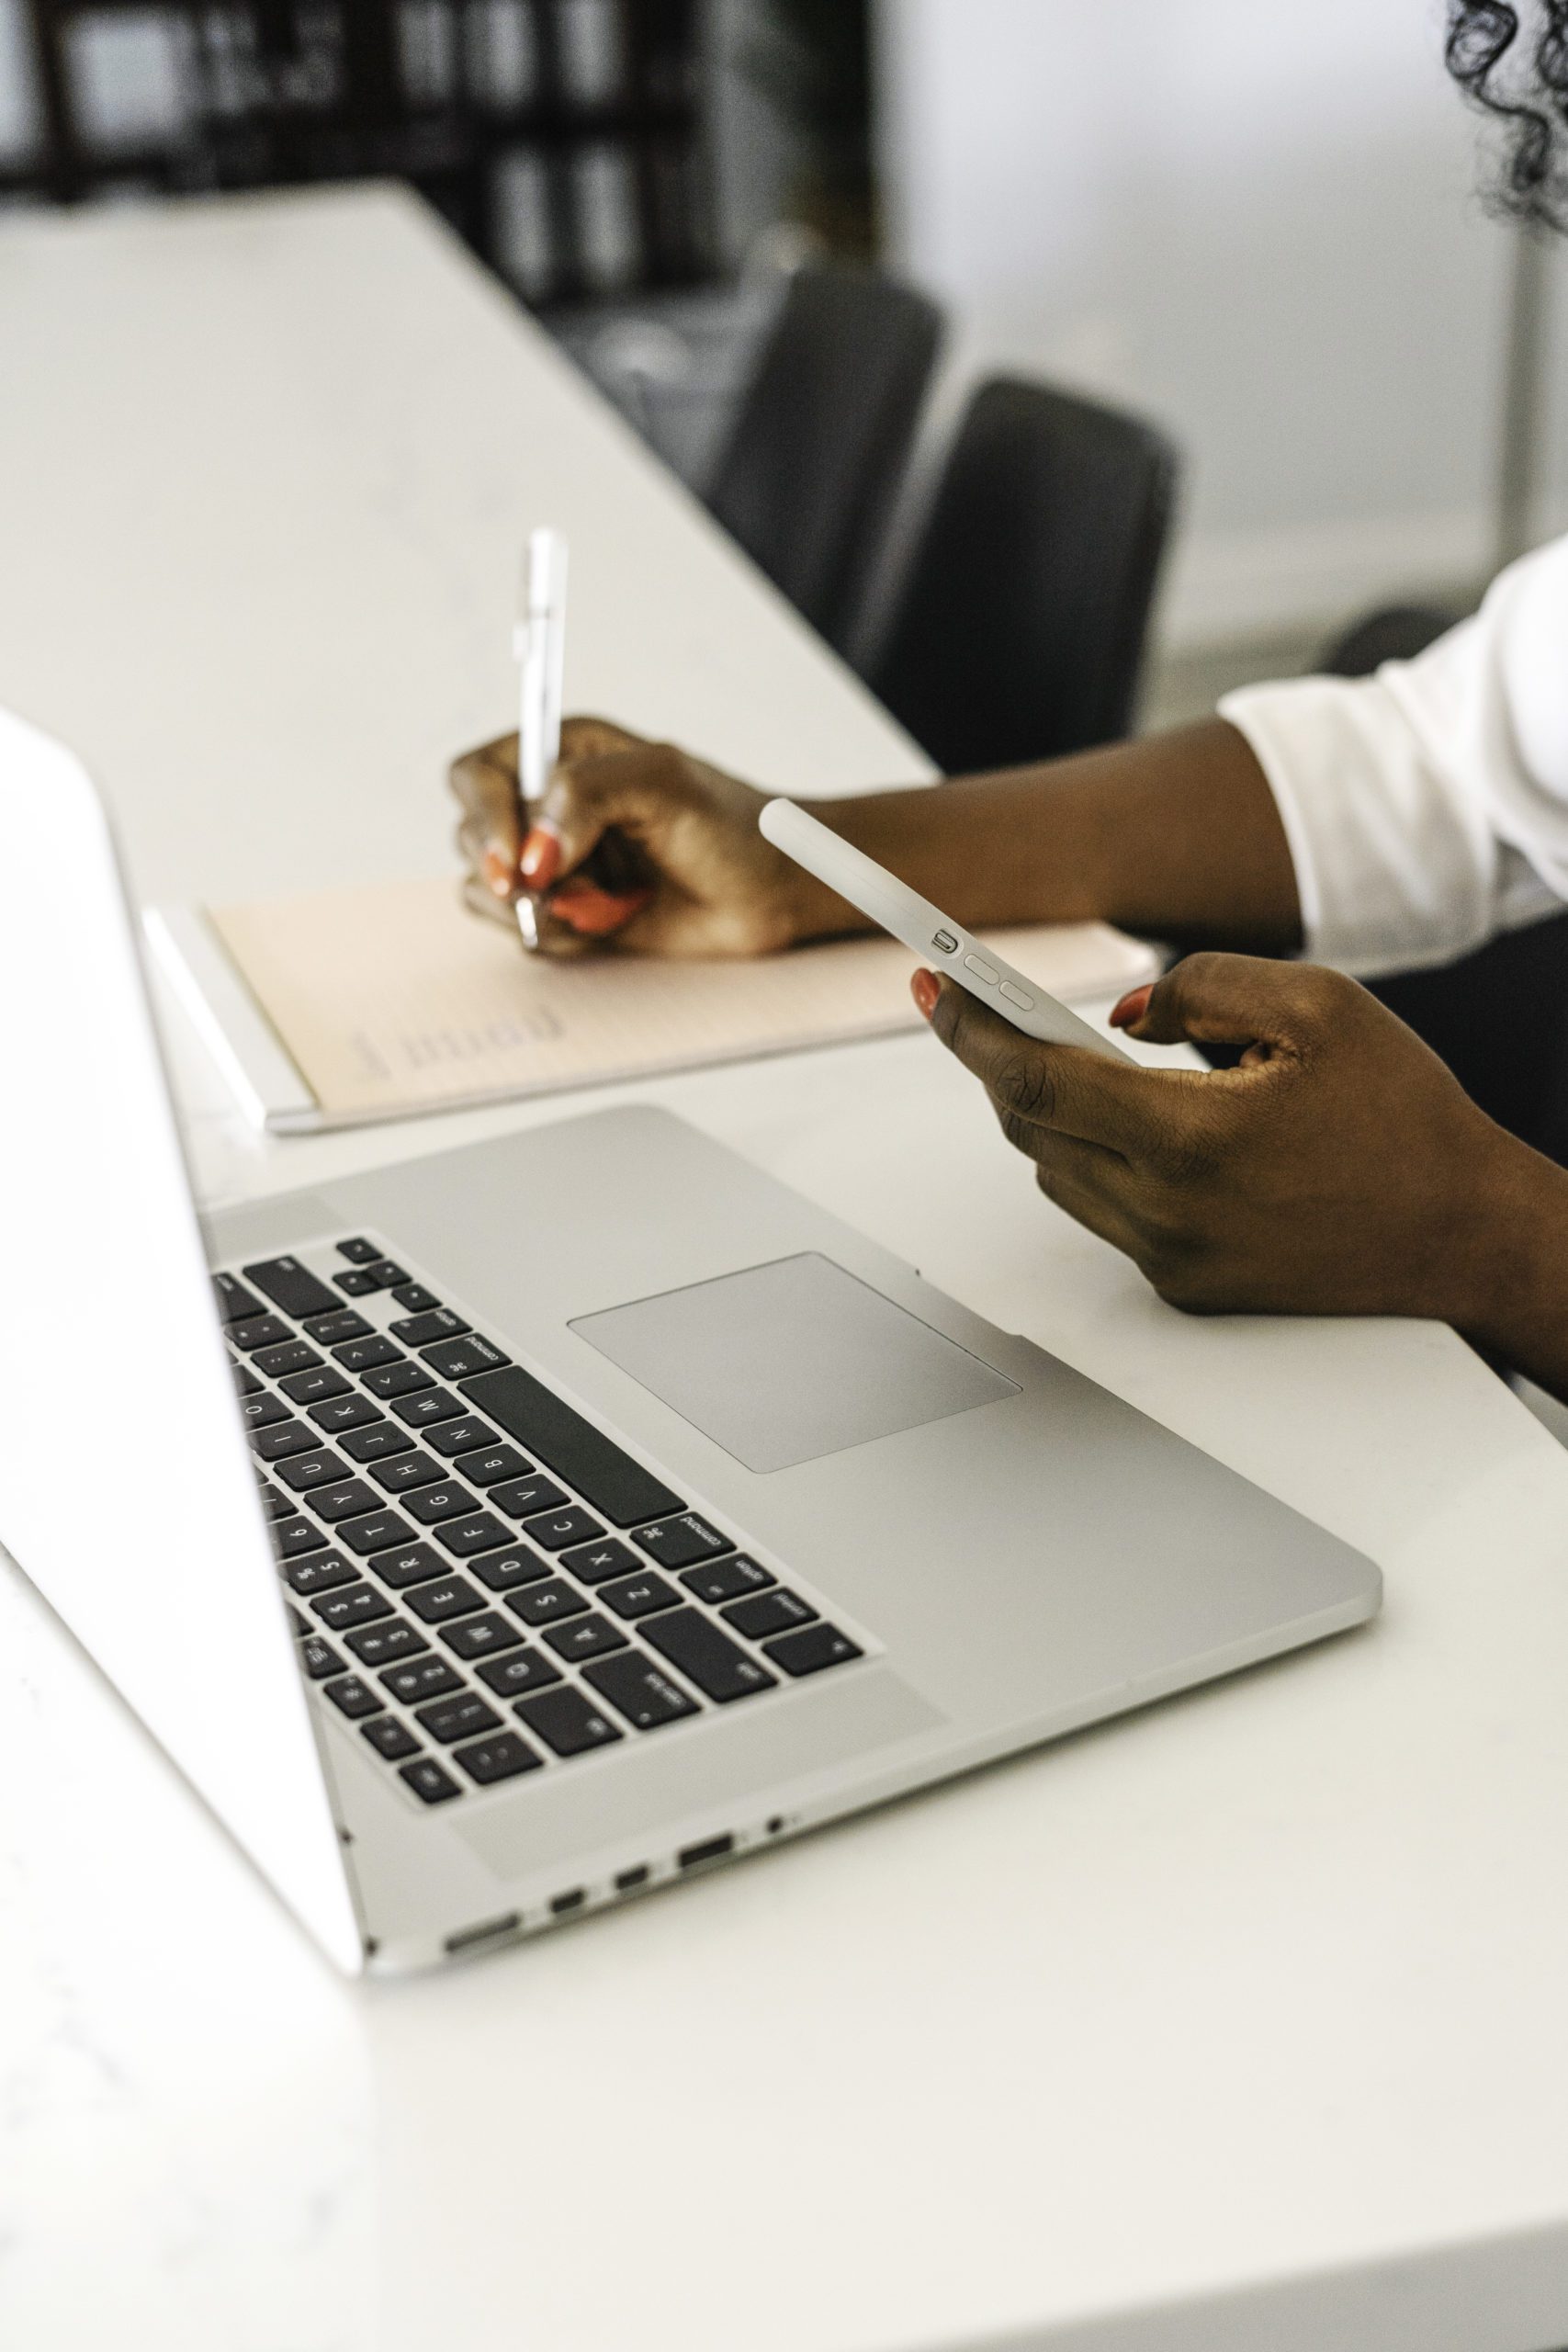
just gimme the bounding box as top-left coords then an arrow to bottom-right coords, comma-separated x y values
758,797 -> 1134,1064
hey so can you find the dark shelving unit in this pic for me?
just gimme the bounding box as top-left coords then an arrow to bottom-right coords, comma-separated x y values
11,1 -> 716,304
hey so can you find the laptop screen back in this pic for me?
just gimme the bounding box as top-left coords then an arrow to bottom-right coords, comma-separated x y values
0,711 -> 359,1967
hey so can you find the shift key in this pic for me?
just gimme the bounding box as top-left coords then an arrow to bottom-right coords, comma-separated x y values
639,1609 -> 776,1703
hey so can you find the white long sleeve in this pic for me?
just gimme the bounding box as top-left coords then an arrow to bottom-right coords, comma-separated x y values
1218,533 -> 1568,978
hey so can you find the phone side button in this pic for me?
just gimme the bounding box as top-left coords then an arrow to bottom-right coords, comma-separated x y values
964,954 -> 999,984
999,981 -> 1034,1011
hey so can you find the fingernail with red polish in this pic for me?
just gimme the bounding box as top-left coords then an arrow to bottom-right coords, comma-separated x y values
910,968 -> 940,1020
483,848 -> 514,898
1110,983 -> 1154,1030
519,826 -> 561,888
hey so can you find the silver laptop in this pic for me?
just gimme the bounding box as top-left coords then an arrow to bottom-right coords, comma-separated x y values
0,712 -> 1381,1973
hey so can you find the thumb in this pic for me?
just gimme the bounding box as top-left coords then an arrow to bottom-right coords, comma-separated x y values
1120,951 -> 1328,1052
522,746 -> 671,890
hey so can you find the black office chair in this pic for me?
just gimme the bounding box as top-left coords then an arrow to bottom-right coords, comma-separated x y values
866,376 -> 1179,777
1317,604 -> 1568,1168
704,264 -> 943,655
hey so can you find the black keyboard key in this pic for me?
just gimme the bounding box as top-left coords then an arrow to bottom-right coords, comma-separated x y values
335,1269 -> 378,1297
599,1570 -> 682,1621
522,1507 -> 606,1553
231,1314 -> 291,1352
361,1715 -> 420,1760
543,1611 -> 627,1662
441,1611 -> 524,1661
310,1479 -> 386,1525
276,1448 -> 350,1492
304,1308 -> 374,1345
365,1540 -> 447,1590
392,1283 -> 439,1312
453,1730 -> 542,1785
288,1605 -> 310,1636
631,1513 -> 733,1572
470,1544 -> 550,1591
452,1443 -> 533,1488
422,1333 -> 511,1381
299,1634 -> 344,1679
381,1656 -> 463,1702
257,1485 -> 295,1521
338,1510 -> 417,1556
251,1419 -> 320,1463
340,1421 -> 412,1463
333,1335 -> 402,1374
313,1583 -> 394,1632
213,1271 -> 264,1324
405,1575 -> 486,1623
641,1608 -> 778,1703
324,1673 -> 384,1719
242,1392 -> 293,1430
404,1481 -> 479,1526
680,1555 -> 775,1605
337,1237 -> 381,1264
505,1577 -> 589,1627
517,1685 -> 624,1756
476,1647 -> 561,1699
345,1618 -> 428,1667
392,1386 -> 465,1429
253,1340 -> 321,1380
284,1551 -> 355,1598
491,1474 -> 569,1519
309,1393 -> 384,1435
416,1693 -> 502,1746
362,1360 -> 432,1400
273,1516 -> 328,1560
232,1363 -> 263,1397
243,1255 -> 339,1319
281,1366 -> 353,1408
400,1758 -> 460,1804
582,1653 -> 699,1730
241,1390 -> 292,1430
364,1260 -> 408,1289
558,1536 -> 641,1586
723,1589 -> 817,1640
425,1414 -> 503,1458
371,1451 -> 446,1496
462,1366 -> 685,1530
434,1512 -> 514,1558
763,1623 -> 863,1677
390,1307 -> 470,1347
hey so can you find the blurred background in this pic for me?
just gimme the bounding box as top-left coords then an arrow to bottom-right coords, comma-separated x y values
2,0 -> 1565,729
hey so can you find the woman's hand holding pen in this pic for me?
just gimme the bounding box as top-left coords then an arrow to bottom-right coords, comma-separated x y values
449,718 -> 859,957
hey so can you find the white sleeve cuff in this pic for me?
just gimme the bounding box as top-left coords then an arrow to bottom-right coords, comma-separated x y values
1218,670 -> 1502,978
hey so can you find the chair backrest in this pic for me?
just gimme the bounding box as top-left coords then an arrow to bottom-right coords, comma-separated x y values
869,376 -> 1179,775
705,264 -> 943,653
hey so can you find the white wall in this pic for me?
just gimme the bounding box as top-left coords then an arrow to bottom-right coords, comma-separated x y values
875,0 -> 1568,648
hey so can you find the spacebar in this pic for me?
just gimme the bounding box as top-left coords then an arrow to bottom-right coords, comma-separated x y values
460,1366 -> 684,1530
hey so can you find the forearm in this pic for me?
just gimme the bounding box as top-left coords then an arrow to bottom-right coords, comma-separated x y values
802,718 -> 1303,952
1461,1136 -> 1568,1406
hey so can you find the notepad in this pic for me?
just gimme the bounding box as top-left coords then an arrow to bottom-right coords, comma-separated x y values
146,874 -> 1159,1134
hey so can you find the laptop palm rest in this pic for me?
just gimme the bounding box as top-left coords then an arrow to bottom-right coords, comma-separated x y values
570,1251 -> 1020,1475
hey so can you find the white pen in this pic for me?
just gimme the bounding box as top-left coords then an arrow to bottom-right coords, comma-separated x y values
513,526 -> 569,952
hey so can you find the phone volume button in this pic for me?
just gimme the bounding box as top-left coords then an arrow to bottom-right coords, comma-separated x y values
999,981 -> 1034,1011
963,954 -> 999,984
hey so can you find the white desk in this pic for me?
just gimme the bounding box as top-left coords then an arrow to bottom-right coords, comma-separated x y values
4,188 -> 1568,2352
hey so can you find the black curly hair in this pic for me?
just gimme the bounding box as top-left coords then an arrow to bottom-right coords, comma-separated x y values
1448,1 -> 1568,224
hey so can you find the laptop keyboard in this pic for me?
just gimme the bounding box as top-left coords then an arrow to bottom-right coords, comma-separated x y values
218,1238 -> 865,1807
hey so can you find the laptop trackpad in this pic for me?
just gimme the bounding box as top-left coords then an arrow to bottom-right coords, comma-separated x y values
570,1251 -> 1018,1475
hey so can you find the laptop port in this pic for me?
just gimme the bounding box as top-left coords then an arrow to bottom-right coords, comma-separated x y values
549,1888 -> 586,1917
444,1910 -> 520,1956
615,1864 -> 650,1892
678,1834 -> 735,1871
